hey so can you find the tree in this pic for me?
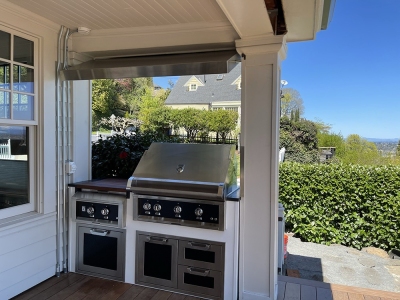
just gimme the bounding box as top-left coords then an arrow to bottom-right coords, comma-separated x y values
317,131 -> 346,159
92,79 -> 125,129
115,78 -> 153,118
138,88 -> 171,134
279,116 -> 319,163
98,116 -> 141,134
171,108 -> 207,141
313,118 -> 332,134
280,88 -> 304,118
341,134 -> 380,165
206,110 -> 239,143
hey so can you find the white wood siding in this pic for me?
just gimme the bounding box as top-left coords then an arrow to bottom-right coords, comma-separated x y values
0,3 -> 74,299
0,214 -> 57,299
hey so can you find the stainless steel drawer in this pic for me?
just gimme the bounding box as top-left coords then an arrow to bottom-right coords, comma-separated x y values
178,265 -> 223,298
178,239 -> 224,271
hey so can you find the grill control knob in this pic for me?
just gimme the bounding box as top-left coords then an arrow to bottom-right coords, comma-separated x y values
143,203 -> 151,210
86,206 -> 95,215
101,208 -> 109,216
173,206 -> 182,214
194,207 -> 203,217
153,204 -> 162,212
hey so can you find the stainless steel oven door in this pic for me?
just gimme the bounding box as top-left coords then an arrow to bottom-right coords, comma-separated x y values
136,233 -> 178,288
178,239 -> 224,271
178,265 -> 223,298
76,224 -> 126,281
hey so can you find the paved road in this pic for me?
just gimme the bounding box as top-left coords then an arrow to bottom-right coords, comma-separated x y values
286,235 -> 400,293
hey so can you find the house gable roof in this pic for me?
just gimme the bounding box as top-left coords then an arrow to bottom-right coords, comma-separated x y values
165,63 -> 241,105
183,76 -> 205,90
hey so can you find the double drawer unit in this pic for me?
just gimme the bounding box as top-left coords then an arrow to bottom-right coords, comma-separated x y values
136,232 -> 225,299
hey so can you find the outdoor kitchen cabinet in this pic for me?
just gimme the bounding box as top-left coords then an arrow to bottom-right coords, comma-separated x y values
136,231 -> 225,299
136,233 -> 178,288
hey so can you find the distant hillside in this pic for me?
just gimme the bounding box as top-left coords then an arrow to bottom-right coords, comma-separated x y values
365,137 -> 399,143
371,141 -> 398,155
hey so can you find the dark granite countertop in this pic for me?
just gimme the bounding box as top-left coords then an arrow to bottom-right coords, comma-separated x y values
68,178 -> 128,193
69,178 -> 241,201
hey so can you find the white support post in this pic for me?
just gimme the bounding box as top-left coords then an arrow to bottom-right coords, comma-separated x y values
236,36 -> 287,300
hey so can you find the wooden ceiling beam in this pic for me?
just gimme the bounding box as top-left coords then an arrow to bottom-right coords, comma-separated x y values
264,0 -> 287,35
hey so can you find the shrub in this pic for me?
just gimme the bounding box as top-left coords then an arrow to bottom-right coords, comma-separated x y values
92,131 -> 182,179
279,117 -> 319,163
279,162 -> 400,251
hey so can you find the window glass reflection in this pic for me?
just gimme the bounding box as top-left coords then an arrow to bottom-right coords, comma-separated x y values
14,36 -> 34,66
13,93 -> 33,120
0,31 -> 11,60
0,126 -> 29,209
13,65 -> 34,93
0,91 -> 10,119
0,62 -> 10,90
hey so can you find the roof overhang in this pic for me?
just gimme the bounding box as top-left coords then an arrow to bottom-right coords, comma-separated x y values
282,0 -> 336,42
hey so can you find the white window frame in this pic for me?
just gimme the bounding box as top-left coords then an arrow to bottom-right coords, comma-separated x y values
189,83 -> 197,91
225,106 -> 239,112
211,105 -> 239,112
0,25 -> 39,219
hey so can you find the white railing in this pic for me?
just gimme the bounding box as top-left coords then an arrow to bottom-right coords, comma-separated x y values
0,139 -> 13,159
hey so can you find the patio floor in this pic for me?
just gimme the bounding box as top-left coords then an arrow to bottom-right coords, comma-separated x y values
11,273 -> 400,300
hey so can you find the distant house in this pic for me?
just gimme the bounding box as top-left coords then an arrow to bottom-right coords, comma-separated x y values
319,147 -> 336,162
165,64 -> 241,120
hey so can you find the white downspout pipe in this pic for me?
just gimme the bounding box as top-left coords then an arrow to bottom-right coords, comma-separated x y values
62,27 -> 78,273
55,25 -> 64,277
61,27 -> 70,273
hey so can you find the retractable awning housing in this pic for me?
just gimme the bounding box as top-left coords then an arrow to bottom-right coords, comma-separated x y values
61,50 -> 240,81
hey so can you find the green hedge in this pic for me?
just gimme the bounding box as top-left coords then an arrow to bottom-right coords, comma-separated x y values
279,162 -> 400,251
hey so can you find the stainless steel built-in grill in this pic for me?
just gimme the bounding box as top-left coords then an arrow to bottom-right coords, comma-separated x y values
127,143 -> 238,231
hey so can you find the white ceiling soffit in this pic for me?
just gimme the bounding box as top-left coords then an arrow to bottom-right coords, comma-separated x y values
282,0 -> 331,42
7,0 -> 229,30
6,0 -> 242,57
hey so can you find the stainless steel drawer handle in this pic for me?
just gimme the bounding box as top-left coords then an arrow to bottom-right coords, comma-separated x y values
90,229 -> 109,236
188,242 -> 211,250
187,267 -> 210,277
147,236 -> 168,243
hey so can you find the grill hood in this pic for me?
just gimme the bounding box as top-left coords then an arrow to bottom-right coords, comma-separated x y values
127,143 -> 238,201
61,50 -> 240,81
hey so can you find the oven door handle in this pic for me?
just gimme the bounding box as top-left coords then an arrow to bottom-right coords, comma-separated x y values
186,267 -> 210,277
188,242 -> 211,250
90,229 -> 110,236
147,236 -> 168,243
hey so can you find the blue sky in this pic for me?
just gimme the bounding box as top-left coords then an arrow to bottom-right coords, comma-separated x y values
154,1 -> 400,139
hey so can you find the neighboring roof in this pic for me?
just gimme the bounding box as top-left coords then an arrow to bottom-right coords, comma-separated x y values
165,63 -> 241,105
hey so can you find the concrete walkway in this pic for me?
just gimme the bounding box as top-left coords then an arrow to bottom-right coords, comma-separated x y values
285,235 -> 400,293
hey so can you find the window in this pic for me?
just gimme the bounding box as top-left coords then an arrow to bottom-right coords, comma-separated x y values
212,106 -> 239,112
189,84 -> 197,91
0,27 -> 37,218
